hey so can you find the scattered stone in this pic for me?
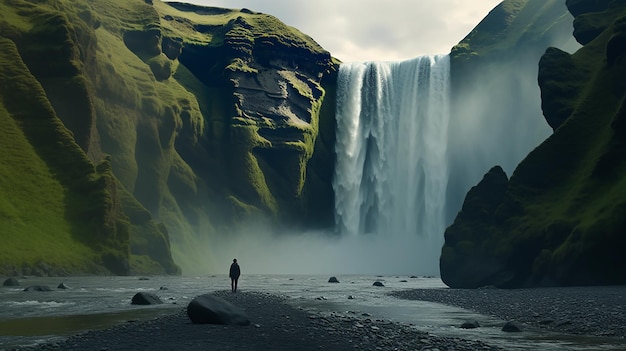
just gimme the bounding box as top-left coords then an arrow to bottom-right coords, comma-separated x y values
400,280 -> 408,282
502,321 -> 522,332
57,282 -> 71,289
328,276 -> 339,283
186,294 -> 250,326
131,292 -> 163,305
3,278 -> 19,286
347,295 -> 355,299
159,286 -> 168,290
556,320 -> 572,327
138,277 -> 149,280
23,285 -> 52,292
460,320 -> 480,329
372,281 -> 385,287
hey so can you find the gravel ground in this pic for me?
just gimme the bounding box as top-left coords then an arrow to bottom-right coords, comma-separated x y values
391,285 -> 626,338
10,290 -> 502,351
8,286 -> 625,351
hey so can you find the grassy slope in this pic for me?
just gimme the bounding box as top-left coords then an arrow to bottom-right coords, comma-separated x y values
0,35 -> 104,274
504,11 -> 626,284
0,0 -> 183,275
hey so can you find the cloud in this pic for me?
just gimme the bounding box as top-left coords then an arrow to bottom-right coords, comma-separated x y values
169,0 -> 501,62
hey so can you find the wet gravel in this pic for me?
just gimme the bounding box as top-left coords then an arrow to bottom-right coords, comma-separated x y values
10,290 -> 502,351
391,285 -> 626,338
9,286 -> 626,351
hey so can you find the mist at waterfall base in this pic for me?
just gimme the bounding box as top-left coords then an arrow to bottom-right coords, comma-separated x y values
192,52 -> 560,277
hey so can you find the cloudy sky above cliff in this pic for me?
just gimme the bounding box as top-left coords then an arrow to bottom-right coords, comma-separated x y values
178,0 -> 502,62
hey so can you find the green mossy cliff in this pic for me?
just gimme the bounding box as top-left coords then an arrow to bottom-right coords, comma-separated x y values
441,0 -> 626,288
0,0 -> 337,275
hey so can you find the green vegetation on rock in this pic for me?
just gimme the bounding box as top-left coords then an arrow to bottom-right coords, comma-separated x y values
0,0 -> 337,275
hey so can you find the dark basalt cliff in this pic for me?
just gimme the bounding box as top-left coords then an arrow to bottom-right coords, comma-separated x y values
441,0 -> 626,288
0,0 -> 337,275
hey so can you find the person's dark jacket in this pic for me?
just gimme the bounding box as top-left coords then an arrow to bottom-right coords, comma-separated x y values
229,263 -> 240,279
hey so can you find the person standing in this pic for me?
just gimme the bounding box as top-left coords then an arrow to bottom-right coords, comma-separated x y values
229,258 -> 241,293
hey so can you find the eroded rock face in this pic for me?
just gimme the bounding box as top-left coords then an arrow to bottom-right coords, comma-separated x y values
169,7 -> 336,222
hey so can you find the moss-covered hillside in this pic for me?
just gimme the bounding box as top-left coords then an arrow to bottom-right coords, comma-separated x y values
441,0 -> 626,288
0,0 -> 337,275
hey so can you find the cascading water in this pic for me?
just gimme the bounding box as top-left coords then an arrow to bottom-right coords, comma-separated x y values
333,55 -> 450,267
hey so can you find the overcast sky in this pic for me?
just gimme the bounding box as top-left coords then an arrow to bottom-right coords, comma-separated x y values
176,1 -> 503,62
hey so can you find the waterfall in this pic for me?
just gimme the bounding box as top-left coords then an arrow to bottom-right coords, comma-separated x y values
333,55 -> 450,246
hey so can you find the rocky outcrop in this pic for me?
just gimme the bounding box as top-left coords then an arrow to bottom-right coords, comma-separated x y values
538,47 -> 587,130
440,0 -> 626,288
441,167 -> 514,289
166,3 -> 336,225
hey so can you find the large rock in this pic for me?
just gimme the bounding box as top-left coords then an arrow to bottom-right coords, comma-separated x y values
186,294 -> 250,325
3,278 -> 19,286
131,292 -> 163,305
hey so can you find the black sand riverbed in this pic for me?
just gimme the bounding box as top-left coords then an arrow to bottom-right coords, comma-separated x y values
11,290 -> 500,351
8,286 -> 626,351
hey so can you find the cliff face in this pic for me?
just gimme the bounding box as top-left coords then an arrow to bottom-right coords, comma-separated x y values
441,0 -> 626,288
0,0 -> 336,275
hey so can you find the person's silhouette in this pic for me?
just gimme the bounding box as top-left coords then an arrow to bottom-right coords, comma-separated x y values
229,258 -> 241,293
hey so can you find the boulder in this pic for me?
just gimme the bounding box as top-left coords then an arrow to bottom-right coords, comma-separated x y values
502,321 -> 522,332
460,320 -> 480,329
131,292 -> 163,305
23,285 -> 52,292
328,276 -> 339,283
3,278 -> 19,286
186,294 -> 250,325
57,282 -> 71,289
372,281 -> 384,287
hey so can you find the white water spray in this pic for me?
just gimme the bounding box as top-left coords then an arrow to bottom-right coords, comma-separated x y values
333,55 -> 450,272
